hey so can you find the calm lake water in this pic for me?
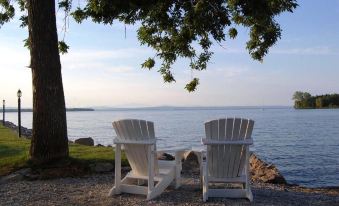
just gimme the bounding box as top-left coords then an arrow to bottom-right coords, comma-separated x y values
4,107 -> 339,187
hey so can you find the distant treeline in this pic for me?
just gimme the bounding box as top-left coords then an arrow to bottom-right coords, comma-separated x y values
293,91 -> 339,109
0,108 -> 94,112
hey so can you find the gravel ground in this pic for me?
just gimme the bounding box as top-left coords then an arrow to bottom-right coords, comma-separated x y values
0,174 -> 338,206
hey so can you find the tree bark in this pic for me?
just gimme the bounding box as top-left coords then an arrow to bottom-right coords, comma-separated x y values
28,0 -> 69,163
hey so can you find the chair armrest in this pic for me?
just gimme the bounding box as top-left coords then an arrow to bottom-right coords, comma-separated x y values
113,138 -> 156,145
201,138 -> 253,145
157,147 -> 191,154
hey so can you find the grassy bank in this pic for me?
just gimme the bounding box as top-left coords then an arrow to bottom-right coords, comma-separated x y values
0,125 -> 128,176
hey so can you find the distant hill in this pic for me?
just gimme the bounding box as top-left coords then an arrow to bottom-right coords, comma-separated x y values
0,108 -> 94,112
93,106 -> 291,111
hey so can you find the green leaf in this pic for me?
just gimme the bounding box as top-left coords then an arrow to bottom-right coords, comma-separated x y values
185,78 -> 199,92
0,1 -> 15,27
58,41 -> 69,54
229,28 -> 238,39
71,7 -> 87,23
141,58 -> 155,70
23,38 -> 30,50
19,15 -> 28,28
58,0 -> 71,12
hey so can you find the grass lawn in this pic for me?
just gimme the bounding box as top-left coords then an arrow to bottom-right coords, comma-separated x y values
0,125 -> 128,176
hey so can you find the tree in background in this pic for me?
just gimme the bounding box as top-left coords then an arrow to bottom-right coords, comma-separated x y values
0,0 -> 298,163
293,91 -> 312,108
293,91 -> 306,102
293,92 -> 339,109
315,97 -> 323,108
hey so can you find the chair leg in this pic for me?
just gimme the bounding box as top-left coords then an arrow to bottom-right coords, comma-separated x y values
245,146 -> 253,202
147,169 -> 176,200
202,175 -> 208,202
200,152 -> 204,188
148,145 -> 155,195
202,164 -> 208,202
108,144 -> 121,196
246,189 -> 253,202
245,175 -> 253,202
175,151 -> 182,189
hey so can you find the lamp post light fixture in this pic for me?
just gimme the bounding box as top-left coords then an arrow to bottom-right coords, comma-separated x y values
2,100 -> 5,126
17,89 -> 22,137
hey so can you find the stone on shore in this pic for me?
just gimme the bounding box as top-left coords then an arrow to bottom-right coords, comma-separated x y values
182,151 -> 201,175
178,151 -> 287,184
250,153 -> 287,184
3,121 -> 32,138
74,137 -> 94,146
157,152 -> 175,161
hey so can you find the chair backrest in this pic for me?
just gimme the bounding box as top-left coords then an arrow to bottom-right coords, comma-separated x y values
113,119 -> 159,176
204,118 -> 254,178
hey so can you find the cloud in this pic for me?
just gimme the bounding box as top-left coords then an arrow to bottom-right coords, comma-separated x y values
0,45 -> 29,68
202,65 -> 249,79
60,48 -> 151,73
62,48 -> 149,61
105,65 -> 134,73
214,47 -> 247,54
213,45 -> 339,56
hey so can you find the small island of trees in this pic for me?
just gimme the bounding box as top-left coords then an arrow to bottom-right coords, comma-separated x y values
293,91 -> 339,109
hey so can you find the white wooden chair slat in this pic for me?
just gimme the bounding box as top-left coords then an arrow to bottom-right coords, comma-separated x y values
223,118 -> 234,177
232,119 -> 249,177
226,118 -> 234,140
218,119 -> 226,178
115,121 -> 136,173
109,119 -> 182,200
239,119 -> 249,140
232,118 -> 242,140
136,119 -> 151,175
120,120 -> 142,172
205,121 -> 212,182
133,119 -> 150,176
210,120 -> 219,178
237,119 -> 254,175
227,118 -> 242,177
202,117 -> 254,202
139,120 -> 149,138
131,119 -> 142,137
230,119 -> 245,177
147,121 -> 159,174
126,120 -> 146,175
246,120 -> 255,139
148,122 -> 155,138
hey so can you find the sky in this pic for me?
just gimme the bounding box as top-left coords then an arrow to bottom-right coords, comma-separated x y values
0,0 -> 339,108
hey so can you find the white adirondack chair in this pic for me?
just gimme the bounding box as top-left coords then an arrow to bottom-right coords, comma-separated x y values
201,118 -> 254,202
108,119 -> 182,200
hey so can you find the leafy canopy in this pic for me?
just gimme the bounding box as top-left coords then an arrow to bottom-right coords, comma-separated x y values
1,0 -> 298,91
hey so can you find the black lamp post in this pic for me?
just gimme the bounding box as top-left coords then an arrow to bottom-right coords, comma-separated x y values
17,89 -> 22,137
2,100 -> 5,126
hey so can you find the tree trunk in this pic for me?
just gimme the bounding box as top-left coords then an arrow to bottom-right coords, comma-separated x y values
28,0 -> 69,163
